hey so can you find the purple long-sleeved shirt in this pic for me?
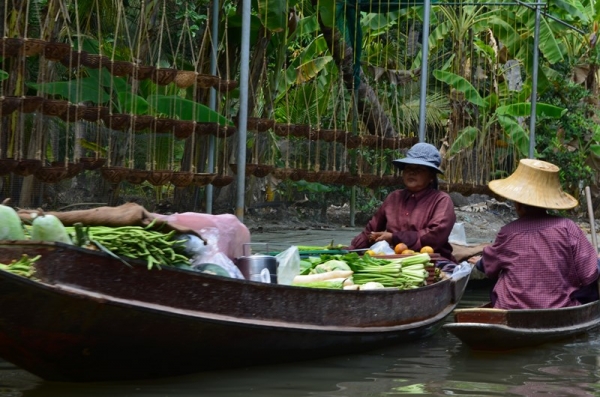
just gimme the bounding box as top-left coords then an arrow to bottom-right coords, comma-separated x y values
481,214 -> 599,309
349,187 -> 456,262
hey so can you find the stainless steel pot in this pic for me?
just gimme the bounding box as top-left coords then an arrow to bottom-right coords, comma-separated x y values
236,243 -> 278,283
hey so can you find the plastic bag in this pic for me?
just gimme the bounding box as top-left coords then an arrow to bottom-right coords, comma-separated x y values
175,234 -> 208,257
276,246 -> 300,285
191,227 -> 244,279
369,240 -> 395,255
449,222 -> 467,245
451,261 -> 472,281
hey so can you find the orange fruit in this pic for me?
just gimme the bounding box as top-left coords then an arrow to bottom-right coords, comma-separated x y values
401,249 -> 415,255
394,243 -> 408,254
365,250 -> 377,257
420,246 -> 434,254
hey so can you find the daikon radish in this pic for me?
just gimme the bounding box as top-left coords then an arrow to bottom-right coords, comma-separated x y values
292,270 -> 353,284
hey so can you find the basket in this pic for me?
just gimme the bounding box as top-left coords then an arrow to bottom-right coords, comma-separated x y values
174,71 -> 198,88
13,159 -> 43,177
34,166 -> 68,184
21,96 -> 44,113
108,60 -> 134,77
146,170 -> 173,186
125,169 -> 150,185
192,173 -> 217,187
22,38 -> 46,57
43,42 -> 71,61
153,68 -> 178,86
100,166 -> 130,184
170,171 -> 194,187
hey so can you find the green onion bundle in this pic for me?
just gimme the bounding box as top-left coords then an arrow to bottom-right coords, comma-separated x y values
345,252 -> 430,289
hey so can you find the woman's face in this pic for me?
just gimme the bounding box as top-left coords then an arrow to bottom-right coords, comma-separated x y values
402,165 -> 435,192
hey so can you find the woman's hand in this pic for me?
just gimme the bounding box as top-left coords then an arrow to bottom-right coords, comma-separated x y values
370,231 -> 393,244
467,255 -> 482,265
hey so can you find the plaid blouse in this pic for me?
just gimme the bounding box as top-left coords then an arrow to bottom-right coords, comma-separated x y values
349,187 -> 456,262
481,214 -> 599,309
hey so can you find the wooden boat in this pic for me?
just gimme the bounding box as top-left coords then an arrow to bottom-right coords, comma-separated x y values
0,241 -> 469,382
443,301 -> 600,351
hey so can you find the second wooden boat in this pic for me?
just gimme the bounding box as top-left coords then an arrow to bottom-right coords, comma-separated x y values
443,301 -> 600,351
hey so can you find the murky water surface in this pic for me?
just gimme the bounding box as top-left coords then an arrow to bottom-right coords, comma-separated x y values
2,286 -> 600,397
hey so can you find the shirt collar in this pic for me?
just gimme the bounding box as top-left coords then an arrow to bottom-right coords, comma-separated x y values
401,186 -> 434,201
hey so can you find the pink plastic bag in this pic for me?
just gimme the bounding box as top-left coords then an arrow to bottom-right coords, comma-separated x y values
152,212 -> 250,261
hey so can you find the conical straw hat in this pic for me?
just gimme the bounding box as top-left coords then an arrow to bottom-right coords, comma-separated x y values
488,159 -> 578,210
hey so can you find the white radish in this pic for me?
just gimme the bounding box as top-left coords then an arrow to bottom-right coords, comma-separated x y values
292,270 -> 353,284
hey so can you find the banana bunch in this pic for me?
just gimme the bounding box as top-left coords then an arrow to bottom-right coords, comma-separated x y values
0,254 -> 41,278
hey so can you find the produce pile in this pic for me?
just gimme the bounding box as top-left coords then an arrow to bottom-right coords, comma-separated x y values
0,201 -> 194,278
293,252 -> 439,291
1,201 -> 442,289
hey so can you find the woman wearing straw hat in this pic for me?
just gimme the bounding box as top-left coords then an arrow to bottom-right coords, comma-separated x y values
469,159 -> 599,310
349,142 -> 457,264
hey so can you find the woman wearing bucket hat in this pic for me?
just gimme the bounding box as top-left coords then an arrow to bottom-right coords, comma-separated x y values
470,159 -> 599,309
349,142 -> 457,264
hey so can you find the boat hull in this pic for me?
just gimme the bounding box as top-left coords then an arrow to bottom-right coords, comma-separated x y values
443,301 -> 600,351
0,241 -> 469,381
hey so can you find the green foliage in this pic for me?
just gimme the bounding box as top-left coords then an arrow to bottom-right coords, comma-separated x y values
536,79 -> 597,196
28,78 -> 112,103
174,0 -> 208,38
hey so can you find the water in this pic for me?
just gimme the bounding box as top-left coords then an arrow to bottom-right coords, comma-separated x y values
2,286 -> 600,397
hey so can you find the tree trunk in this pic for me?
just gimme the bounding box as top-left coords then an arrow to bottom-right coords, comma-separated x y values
313,4 -> 396,138
246,27 -> 271,117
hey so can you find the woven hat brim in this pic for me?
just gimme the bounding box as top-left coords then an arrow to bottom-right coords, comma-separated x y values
392,158 -> 443,174
488,160 -> 579,210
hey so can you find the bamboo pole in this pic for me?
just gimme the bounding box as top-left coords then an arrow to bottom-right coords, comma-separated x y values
585,186 -> 598,255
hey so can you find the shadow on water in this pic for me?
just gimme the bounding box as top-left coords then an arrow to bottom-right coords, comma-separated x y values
2,284 -> 600,397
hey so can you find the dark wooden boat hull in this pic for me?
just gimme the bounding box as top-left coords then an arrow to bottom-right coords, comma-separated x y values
0,241 -> 469,382
443,301 -> 600,351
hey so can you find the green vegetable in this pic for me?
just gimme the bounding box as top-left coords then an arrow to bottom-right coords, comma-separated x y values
0,254 -> 41,278
292,278 -> 346,289
344,252 -> 430,288
65,224 -> 190,270
299,259 -> 313,273
31,214 -> 72,244
311,259 -> 351,274
394,253 -> 432,266
0,201 -> 25,240
295,252 -> 431,290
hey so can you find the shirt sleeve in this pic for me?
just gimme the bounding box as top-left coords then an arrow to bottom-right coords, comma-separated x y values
414,194 -> 456,251
480,229 -> 511,279
569,223 -> 599,287
348,198 -> 391,249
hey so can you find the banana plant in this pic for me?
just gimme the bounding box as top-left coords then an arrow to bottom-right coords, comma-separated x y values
434,70 -> 567,159
28,67 -> 230,125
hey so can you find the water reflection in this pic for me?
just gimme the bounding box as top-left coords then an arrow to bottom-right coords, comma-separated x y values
1,287 -> 600,397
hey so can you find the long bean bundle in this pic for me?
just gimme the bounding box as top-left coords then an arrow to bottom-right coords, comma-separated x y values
65,224 -> 190,270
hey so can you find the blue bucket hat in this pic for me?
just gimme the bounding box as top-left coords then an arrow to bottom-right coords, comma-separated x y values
392,142 -> 443,174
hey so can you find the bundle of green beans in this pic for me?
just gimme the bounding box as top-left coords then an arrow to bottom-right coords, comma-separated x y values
0,254 -> 41,278
65,224 -> 191,270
